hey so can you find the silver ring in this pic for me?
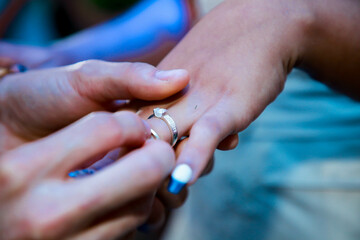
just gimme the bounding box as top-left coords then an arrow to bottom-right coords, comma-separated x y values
150,129 -> 160,140
148,108 -> 178,146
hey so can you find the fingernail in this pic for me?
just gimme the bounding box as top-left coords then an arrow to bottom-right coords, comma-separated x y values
167,164 -> 193,194
142,120 -> 151,139
155,69 -> 187,81
68,169 -> 96,178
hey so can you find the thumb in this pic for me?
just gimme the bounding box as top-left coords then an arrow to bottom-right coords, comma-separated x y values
68,60 -> 190,102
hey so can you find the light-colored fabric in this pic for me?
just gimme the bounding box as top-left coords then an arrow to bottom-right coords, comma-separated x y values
163,69 -> 360,240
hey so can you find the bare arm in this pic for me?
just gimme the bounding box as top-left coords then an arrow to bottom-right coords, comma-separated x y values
297,0 -> 360,99
138,0 -> 360,190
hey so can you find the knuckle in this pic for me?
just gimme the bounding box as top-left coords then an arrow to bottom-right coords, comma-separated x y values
70,59 -> 105,79
151,141 -> 175,163
87,111 -> 114,126
86,112 -> 118,131
140,142 -> 175,186
189,121 -> 222,158
88,112 -> 124,139
199,117 -> 223,137
114,111 -> 139,123
122,62 -> 157,99
125,62 -> 155,82
78,59 -> 104,71
127,62 -> 152,73
86,111 -> 144,143
113,111 -> 145,137
186,143 -> 210,169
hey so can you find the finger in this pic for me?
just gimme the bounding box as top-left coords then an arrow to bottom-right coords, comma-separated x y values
12,141 -> 173,240
175,137 -> 214,177
138,80 -> 232,147
156,177 -> 188,209
217,134 -> 239,150
154,138 -> 190,209
137,198 -> 166,233
139,87 -> 208,145
167,103 -> 236,194
67,60 -> 190,102
87,148 -> 122,171
67,196 -> 154,240
67,140 -> 175,222
68,147 -> 135,178
139,96 -> 234,194
174,137 -> 188,158
0,111 -> 150,188
201,155 -> 214,177
68,148 -> 125,178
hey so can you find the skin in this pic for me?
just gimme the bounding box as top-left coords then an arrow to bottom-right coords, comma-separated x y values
0,114 -> 175,240
2,0 -> 359,237
0,60 -> 189,150
0,61 -> 190,239
0,59 -> 219,239
139,0 -> 360,184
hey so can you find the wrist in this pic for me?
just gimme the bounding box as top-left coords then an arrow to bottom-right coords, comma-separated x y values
252,0 -> 315,71
221,0 -> 315,72
295,0 -> 360,82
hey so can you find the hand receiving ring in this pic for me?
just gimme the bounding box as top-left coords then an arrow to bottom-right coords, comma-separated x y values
148,108 -> 178,146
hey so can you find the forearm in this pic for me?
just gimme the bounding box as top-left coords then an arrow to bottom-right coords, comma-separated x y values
160,0 -> 360,98
298,0 -> 360,98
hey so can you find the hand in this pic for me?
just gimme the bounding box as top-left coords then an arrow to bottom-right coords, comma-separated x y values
76,136 -> 213,237
82,136 -> 214,207
0,60 -> 189,238
0,60 -> 189,150
137,0 -> 313,185
139,0 -> 360,188
0,111 -> 176,240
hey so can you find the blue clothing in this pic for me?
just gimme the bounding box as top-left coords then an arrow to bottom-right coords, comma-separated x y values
164,69 -> 360,240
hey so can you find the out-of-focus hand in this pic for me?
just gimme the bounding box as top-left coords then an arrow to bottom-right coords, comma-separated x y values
0,111 -> 176,240
0,60 -> 189,150
0,42 -> 52,69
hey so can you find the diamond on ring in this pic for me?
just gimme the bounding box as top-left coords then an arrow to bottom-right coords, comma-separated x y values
154,108 -> 167,118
